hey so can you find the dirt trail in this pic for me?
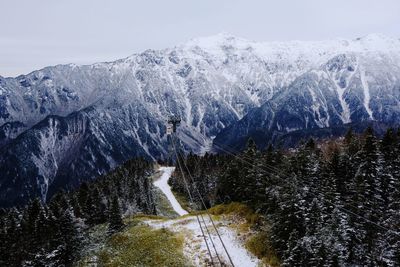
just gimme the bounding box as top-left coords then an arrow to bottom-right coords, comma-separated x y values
149,167 -> 262,267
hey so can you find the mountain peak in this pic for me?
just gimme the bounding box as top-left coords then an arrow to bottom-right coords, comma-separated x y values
183,32 -> 250,49
177,32 -> 400,60
356,33 -> 391,41
353,33 -> 400,51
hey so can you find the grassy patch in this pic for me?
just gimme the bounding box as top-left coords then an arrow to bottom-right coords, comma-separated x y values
96,222 -> 190,267
128,214 -> 167,221
171,190 -> 192,212
152,168 -> 191,217
75,224 -> 109,267
208,202 -> 262,225
245,232 -> 280,267
150,168 -> 183,218
205,202 -> 280,267
153,187 -> 182,218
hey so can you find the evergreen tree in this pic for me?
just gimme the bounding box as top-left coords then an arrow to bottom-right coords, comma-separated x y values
291,138 -> 320,189
379,128 -> 397,210
344,128 -> 360,157
306,198 -> 323,236
270,176 -> 305,254
1,209 -> 21,266
77,182 -> 90,217
55,208 -> 81,265
283,229 -> 306,267
216,156 -> 242,202
19,198 -> 43,263
85,186 -> 107,225
0,157 -> 154,266
237,138 -> 258,202
108,195 -> 124,233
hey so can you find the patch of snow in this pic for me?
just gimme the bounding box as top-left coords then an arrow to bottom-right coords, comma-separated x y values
145,215 -> 260,267
153,167 -> 188,216
336,86 -> 351,123
360,67 -> 374,119
199,137 -> 213,156
307,87 -> 328,127
325,62 -> 355,124
185,96 -> 192,127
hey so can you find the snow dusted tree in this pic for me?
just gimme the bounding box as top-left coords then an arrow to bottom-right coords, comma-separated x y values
238,138 -> 259,203
378,128 -> 400,266
108,195 -> 124,234
85,186 -> 107,225
55,207 -> 82,265
379,128 -> 397,209
270,175 -> 306,254
0,208 -> 21,266
282,229 -> 307,267
359,128 -> 381,228
0,158 -> 154,266
217,154 -> 243,202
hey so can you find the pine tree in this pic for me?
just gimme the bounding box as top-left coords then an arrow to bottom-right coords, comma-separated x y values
306,198 -> 322,236
379,128 -> 397,211
337,149 -> 353,202
77,182 -> 90,216
0,157 -> 155,266
32,205 -> 51,265
344,128 -> 360,157
70,194 -> 83,218
0,214 -> 6,266
283,229 -> 306,267
217,155 -> 242,202
385,176 -> 400,266
270,177 -> 305,253
86,186 -> 107,225
0,209 -> 21,266
316,244 -> 327,267
108,195 -> 124,233
55,208 -> 81,265
291,138 -> 320,189
239,138 -> 258,202
19,198 -> 43,263
353,127 -> 382,262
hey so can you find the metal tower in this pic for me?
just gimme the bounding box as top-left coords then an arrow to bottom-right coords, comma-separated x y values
167,115 -> 181,165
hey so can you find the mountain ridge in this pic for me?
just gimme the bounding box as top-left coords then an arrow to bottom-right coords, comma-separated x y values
3,32 -> 399,79
1,33 -> 399,206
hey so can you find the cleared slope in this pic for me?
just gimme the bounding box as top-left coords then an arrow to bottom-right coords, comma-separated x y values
148,166 -> 262,266
153,167 -> 188,216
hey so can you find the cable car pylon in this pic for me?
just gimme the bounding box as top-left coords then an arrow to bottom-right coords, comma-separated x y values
167,115 -> 181,165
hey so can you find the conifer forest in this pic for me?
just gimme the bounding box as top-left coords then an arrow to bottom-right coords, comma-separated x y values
1,128 -> 399,266
1,2 -> 400,266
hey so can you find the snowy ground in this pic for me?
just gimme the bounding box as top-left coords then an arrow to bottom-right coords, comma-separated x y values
149,167 -> 261,267
153,167 -> 188,216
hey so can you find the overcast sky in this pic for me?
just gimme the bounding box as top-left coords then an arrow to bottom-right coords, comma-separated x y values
1,0 -> 399,77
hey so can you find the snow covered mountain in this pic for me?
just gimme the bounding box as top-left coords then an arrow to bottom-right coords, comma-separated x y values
213,34 -> 400,150
1,33 -> 399,206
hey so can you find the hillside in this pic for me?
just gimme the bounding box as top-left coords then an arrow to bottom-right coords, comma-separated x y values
1,33 -> 400,207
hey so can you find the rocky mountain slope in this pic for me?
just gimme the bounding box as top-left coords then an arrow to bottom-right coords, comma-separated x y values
0,33 -> 399,206
214,36 -> 400,149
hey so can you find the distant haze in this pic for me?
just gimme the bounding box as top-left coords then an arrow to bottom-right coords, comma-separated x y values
1,0 -> 399,77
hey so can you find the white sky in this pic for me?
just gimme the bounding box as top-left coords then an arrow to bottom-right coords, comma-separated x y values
1,0 -> 399,77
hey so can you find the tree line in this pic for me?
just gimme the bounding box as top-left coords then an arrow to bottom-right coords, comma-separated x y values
0,158 -> 155,266
171,127 -> 400,266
